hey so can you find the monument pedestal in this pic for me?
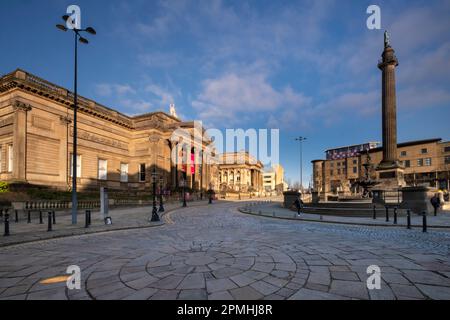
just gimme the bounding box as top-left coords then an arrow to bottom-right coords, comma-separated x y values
372,165 -> 406,205
375,166 -> 406,190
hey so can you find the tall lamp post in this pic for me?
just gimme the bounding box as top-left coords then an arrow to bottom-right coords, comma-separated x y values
149,135 -> 160,222
56,16 -> 96,225
295,137 -> 307,195
159,178 -> 165,212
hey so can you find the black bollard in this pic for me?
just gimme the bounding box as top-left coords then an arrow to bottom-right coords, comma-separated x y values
15,210 -> 18,223
27,210 -> 31,223
88,210 -> 91,225
85,210 -> 89,228
393,207 -> 398,225
422,211 -> 427,233
373,205 -> 377,220
434,206 -> 437,217
4,213 -> 10,236
52,211 -> 56,224
47,212 -> 52,232
407,210 -> 411,230
39,211 -> 43,224
385,206 -> 389,222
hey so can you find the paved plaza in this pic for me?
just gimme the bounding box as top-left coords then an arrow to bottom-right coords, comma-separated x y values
1,201 -> 450,300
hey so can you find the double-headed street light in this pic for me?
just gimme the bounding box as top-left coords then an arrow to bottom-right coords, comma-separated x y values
56,16 -> 96,225
295,137 -> 307,195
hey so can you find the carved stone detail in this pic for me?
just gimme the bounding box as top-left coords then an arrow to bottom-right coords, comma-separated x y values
70,128 -> 128,150
13,100 -> 32,112
59,115 -> 72,125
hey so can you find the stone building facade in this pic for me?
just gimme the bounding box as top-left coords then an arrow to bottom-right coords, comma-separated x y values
0,69 -> 217,192
263,164 -> 286,193
218,152 -> 264,193
312,138 -> 450,199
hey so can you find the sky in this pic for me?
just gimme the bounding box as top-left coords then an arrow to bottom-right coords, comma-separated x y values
1,0 -> 449,186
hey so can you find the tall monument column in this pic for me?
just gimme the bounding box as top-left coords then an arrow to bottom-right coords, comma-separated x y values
378,31 -> 399,168
375,31 -> 405,188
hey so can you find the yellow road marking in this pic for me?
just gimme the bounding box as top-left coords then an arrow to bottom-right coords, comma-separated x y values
39,275 -> 70,284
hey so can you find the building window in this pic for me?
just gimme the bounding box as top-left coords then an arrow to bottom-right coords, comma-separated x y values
405,160 -> 411,168
98,159 -> 107,180
445,156 -> 450,164
120,163 -> 128,182
421,148 -> 428,154
353,159 -> 357,165
330,163 -> 334,168
445,146 -> 450,153
353,167 -> 357,174
330,170 -> 334,176
417,159 -> 423,167
400,151 -> 407,157
425,158 -> 432,166
337,162 -> 341,167
7,145 -> 13,172
139,163 -> 146,182
70,154 -> 82,178
337,169 -> 341,175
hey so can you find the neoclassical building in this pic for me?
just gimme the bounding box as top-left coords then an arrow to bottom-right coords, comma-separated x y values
218,152 -> 264,193
0,69 -> 217,192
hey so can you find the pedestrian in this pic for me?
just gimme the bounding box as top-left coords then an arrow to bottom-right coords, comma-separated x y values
294,198 -> 303,215
430,194 -> 441,216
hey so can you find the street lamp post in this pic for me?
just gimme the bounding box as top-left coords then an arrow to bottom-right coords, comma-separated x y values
182,175 -> 187,207
56,16 -> 96,225
151,168 -> 160,222
149,135 -> 160,222
295,137 -> 307,195
159,178 -> 165,212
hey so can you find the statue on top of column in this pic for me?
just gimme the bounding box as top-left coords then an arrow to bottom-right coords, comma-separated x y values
384,30 -> 391,48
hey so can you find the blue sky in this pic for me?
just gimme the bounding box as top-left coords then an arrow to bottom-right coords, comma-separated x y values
1,0 -> 449,186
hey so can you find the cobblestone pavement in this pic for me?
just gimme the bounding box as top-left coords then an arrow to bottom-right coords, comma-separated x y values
1,202 -> 450,300
0,200 -> 211,247
243,201 -> 450,228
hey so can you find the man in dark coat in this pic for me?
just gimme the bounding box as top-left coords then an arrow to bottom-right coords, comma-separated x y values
430,194 -> 441,216
294,198 -> 303,215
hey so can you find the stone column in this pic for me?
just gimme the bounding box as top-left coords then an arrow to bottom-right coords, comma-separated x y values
378,43 -> 399,168
12,101 -> 31,181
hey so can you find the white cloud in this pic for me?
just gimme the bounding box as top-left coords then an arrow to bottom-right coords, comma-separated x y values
192,72 -> 311,127
95,83 -> 136,97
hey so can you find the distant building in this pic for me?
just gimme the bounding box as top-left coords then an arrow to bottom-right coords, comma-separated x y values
312,138 -> 450,200
325,142 -> 380,160
263,164 -> 286,193
218,151 -> 264,193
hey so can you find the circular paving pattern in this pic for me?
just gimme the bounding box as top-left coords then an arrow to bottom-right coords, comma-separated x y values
1,201 -> 450,300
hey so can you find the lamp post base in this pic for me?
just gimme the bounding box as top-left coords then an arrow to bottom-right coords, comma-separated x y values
151,206 -> 160,222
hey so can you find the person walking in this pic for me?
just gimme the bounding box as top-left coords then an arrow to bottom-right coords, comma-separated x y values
294,198 -> 303,215
430,194 -> 441,216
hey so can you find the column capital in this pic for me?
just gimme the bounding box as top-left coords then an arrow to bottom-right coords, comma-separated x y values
12,100 -> 32,112
59,115 -> 72,125
149,134 -> 162,144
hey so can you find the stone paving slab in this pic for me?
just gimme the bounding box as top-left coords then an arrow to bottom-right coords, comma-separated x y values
0,200 -> 211,247
0,200 -> 450,300
241,201 -> 450,229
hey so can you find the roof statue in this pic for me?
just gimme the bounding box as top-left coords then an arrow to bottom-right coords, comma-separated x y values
169,103 -> 178,119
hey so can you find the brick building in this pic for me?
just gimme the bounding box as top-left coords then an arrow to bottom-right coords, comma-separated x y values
312,138 -> 450,199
